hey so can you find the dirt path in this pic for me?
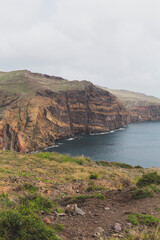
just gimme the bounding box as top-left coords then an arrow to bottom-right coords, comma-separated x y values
51,188 -> 160,239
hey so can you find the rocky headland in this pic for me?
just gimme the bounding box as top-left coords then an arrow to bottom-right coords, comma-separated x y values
0,70 -> 160,152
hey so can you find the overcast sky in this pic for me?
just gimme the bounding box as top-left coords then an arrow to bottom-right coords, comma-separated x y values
1,0 -> 160,97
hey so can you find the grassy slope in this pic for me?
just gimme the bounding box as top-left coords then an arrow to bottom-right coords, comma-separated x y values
0,70 -> 91,97
99,86 -> 160,109
0,151 -> 160,239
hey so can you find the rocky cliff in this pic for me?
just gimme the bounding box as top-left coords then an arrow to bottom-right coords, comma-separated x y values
103,88 -> 160,122
0,70 -> 128,152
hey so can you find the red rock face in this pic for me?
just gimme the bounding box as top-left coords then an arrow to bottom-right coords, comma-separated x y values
1,74 -> 160,153
0,84 -> 129,152
128,105 -> 160,122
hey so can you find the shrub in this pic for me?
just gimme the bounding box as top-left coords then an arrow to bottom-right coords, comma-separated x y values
128,212 -> 160,226
23,184 -> 38,193
0,209 -> 59,240
90,174 -> 98,180
19,194 -> 53,213
113,162 -> 133,169
0,193 -> 13,208
87,181 -> 105,192
137,172 -> 160,187
131,188 -> 154,199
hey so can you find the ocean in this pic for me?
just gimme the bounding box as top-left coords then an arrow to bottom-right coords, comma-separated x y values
44,121 -> 160,168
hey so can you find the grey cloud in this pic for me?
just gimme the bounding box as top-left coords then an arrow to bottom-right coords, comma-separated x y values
0,0 -> 160,97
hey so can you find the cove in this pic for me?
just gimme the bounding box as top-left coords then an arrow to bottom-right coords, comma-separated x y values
44,121 -> 160,168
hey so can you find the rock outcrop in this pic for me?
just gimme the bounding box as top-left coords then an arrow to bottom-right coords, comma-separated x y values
0,70 -> 128,152
101,87 -> 160,122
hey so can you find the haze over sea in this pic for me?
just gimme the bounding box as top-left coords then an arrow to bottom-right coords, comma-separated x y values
46,121 -> 160,168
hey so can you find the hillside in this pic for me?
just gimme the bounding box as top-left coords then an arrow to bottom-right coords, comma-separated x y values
0,150 -> 159,239
100,87 -> 160,122
0,70 -> 128,152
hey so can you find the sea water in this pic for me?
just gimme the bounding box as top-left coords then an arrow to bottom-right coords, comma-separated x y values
45,121 -> 160,168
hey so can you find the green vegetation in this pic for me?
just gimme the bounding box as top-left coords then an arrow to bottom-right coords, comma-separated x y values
55,207 -> 65,213
23,183 -> 38,193
0,192 -> 60,240
110,226 -> 160,240
136,172 -> 160,187
53,224 -> 64,232
37,152 -> 90,166
96,161 -> 138,169
0,150 -> 159,239
19,194 -> 53,214
130,172 -> 160,199
86,181 -> 105,192
89,173 -> 99,180
131,188 -> 154,199
128,212 -> 160,226
0,209 -> 59,240
65,193 -> 106,203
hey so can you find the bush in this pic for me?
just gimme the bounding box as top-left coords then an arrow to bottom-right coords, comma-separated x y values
131,188 -> 154,199
137,172 -> 160,187
128,212 -> 160,226
19,194 -> 53,213
0,209 -> 59,240
23,184 -> 38,193
90,174 -> 98,180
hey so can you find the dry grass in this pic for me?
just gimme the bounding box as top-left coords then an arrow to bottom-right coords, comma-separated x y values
0,150 -> 159,197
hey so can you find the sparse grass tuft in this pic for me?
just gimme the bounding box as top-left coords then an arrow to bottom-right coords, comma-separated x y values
65,193 -> 106,203
53,224 -> 64,232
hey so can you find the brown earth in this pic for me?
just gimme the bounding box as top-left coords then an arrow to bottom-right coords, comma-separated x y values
48,187 -> 160,240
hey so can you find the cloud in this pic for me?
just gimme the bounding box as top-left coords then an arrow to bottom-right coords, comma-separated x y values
0,0 -> 160,97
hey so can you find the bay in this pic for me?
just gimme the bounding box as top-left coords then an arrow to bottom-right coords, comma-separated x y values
45,121 -> 160,168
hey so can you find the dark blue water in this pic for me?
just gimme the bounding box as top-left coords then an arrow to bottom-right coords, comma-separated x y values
46,122 -> 160,168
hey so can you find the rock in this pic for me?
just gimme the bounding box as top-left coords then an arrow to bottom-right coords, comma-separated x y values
93,227 -> 104,237
65,204 -> 75,215
74,204 -> 85,216
55,212 -> 66,217
43,217 -> 51,224
114,223 -> 122,232
104,207 -> 110,210
40,210 -> 45,214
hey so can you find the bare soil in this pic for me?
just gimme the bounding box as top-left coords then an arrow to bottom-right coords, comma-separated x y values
51,188 -> 160,240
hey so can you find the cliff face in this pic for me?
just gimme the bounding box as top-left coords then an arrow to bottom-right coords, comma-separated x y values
1,70 -> 160,153
0,71 -> 128,152
101,88 -> 160,123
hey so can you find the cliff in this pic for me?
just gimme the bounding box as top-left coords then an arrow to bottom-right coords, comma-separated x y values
100,87 -> 160,122
0,70 -> 128,152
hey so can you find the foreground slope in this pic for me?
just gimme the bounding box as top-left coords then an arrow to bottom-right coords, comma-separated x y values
0,150 -> 159,239
0,71 -> 128,152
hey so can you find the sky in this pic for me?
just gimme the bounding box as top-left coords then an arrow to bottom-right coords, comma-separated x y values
1,0 -> 160,97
